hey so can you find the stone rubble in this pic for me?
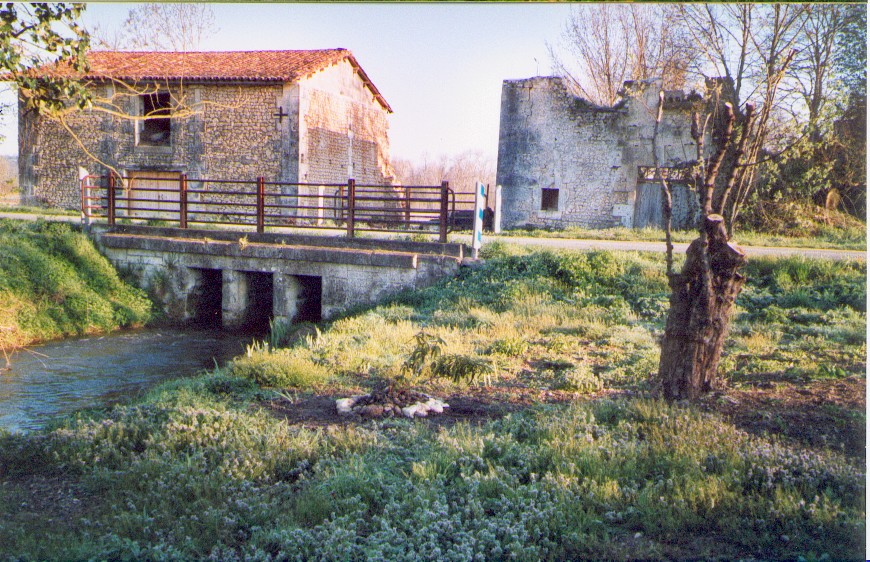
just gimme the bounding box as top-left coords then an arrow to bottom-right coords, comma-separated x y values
336,393 -> 449,419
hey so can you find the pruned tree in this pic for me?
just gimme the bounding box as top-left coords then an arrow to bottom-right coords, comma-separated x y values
655,5 -> 806,401
656,93 -> 756,401
549,4 -> 692,106
91,4 -> 218,52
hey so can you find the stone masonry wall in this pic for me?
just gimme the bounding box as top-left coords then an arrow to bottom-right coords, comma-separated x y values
299,60 -> 394,186
19,82 -> 286,209
19,65 -> 394,211
96,231 -> 460,322
19,98 -> 103,208
495,77 -> 697,229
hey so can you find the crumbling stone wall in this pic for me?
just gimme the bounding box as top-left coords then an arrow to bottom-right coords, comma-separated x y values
496,77 -> 698,229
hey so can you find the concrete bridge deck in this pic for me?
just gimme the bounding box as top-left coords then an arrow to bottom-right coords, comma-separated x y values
93,225 -> 465,328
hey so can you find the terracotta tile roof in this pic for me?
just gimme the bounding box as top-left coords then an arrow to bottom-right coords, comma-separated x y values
46,49 -> 391,112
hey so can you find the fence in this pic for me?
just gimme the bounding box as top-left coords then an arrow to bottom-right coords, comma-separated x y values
81,175 -> 476,242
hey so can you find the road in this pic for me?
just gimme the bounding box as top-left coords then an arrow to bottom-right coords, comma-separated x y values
0,210 -> 864,261
480,235 -> 866,261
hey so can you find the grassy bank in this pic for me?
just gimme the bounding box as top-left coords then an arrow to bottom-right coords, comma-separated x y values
0,219 -> 151,351
0,245 -> 864,560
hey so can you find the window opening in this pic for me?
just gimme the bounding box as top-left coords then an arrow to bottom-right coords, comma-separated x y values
541,188 -> 559,211
140,92 -> 171,146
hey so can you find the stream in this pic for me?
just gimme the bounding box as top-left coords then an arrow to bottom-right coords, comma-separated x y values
0,328 -> 254,432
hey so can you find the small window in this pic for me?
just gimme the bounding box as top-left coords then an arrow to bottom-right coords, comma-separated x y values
541,188 -> 559,211
139,92 -> 171,146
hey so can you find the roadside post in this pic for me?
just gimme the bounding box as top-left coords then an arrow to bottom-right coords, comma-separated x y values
78,167 -> 90,229
492,184 -> 502,234
472,181 -> 486,259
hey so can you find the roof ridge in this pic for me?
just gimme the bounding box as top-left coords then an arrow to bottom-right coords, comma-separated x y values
90,48 -> 348,55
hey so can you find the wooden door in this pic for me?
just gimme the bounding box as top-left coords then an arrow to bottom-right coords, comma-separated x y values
127,171 -> 181,220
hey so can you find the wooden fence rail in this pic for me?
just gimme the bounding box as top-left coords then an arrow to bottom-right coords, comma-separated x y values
81,175 -> 474,242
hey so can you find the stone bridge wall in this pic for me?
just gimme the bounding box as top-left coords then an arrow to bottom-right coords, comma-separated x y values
92,226 -> 462,327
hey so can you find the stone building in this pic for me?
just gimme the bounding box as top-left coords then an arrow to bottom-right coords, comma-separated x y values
495,76 -> 703,229
19,49 -> 395,208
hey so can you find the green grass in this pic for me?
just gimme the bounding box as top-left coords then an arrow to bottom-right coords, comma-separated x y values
0,205 -> 79,216
0,219 -> 151,349
490,224 -> 866,251
0,244 -> 864,560
486,200 -> 867,251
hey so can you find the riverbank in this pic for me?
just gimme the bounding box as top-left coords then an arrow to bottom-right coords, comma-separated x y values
0,219 -> 151,354
0,246 -> 864,560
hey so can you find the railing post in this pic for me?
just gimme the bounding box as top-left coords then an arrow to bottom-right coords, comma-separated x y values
404,186 -> 411,226
346,178 -> 356,238
80,177 -> 91,228
179,173 -> 188,229
439,180 -> 449,243
107,174 -> 116,227
256,176 -> 265,234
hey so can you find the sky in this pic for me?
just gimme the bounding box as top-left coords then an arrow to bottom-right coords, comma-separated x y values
0,3 -> 576,160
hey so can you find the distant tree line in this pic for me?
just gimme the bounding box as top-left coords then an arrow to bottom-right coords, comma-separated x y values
392,151 -> 496,196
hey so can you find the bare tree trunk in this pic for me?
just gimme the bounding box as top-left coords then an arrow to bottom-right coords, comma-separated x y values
659,215 -> 746,400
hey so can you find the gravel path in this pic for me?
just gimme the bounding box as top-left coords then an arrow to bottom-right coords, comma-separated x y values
486,235 -> 866,261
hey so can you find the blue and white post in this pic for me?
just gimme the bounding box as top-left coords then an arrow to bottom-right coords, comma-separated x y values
472,181 -> 486,259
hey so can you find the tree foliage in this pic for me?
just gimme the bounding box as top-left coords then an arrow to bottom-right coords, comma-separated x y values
0,3 -> 90,116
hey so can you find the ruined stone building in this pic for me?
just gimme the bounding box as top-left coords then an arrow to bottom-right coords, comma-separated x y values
495,76 -> 703,230
19,49 -> 395,208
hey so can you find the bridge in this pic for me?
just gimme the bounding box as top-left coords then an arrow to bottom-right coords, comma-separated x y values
81,174 -> 472,329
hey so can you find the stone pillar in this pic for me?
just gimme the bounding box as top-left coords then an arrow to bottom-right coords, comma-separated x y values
273,273 -> 302,324
222,270 -> 250,328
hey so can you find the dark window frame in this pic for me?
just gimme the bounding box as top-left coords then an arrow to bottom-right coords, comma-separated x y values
139,92 -> 172,146
541,188 -> 559,211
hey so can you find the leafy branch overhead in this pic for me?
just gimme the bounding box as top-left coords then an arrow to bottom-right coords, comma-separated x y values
0,3 -> 91,114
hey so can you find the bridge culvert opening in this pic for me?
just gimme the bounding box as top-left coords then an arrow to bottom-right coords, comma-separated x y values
242,271 -> 274,334
191,268 -> 222,327
294,275 -> 322,323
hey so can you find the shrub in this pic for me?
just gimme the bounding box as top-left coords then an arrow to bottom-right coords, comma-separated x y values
552,365 -> 603,393
487,336 -> 529,357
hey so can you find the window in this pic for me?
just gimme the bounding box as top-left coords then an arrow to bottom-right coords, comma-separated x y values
541,188 -> 559,211
139,92 -> 171,146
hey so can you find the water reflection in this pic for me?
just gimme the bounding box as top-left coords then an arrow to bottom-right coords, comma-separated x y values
0,328 -> 253,432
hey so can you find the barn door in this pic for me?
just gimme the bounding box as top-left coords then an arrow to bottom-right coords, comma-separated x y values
127,171 -> 181,219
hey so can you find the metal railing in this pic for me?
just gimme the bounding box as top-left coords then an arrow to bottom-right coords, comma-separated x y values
81,175 -> 474,242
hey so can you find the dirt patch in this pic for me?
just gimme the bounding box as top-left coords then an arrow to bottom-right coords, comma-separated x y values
699,376 -> 866,459
263,386 -> 629,429
0,474 -> 93,530
264,378 -> 865,460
